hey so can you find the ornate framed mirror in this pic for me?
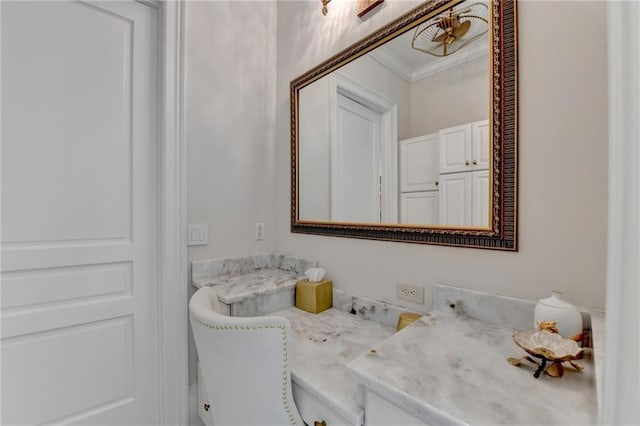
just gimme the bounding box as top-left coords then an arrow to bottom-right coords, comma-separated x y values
290,0 -> 517,250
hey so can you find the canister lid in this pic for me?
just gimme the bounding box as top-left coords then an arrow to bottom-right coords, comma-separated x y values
538,291 -> 577,310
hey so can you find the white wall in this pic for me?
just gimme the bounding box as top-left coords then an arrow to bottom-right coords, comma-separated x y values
185,0 -> 277,385
409,55 -> 489,137
186,0 -> 277,262
275,0 -> 608,312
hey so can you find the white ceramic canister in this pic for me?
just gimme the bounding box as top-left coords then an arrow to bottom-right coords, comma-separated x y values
533,292 -> 583,340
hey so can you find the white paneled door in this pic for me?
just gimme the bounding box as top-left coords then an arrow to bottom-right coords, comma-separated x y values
1,1 -> 160,424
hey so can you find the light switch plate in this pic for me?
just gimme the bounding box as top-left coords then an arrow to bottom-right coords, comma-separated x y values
187,224 -> 208,246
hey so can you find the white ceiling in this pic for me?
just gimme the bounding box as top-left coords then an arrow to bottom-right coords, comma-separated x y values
367,0 -> 490,82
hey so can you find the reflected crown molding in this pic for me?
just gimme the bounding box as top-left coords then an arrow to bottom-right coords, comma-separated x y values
369,41 -> 488,83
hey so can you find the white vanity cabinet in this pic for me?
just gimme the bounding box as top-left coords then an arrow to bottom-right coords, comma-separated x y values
364,390 -> 429,426
439,120 -> 489,174
439,169 -> 489,226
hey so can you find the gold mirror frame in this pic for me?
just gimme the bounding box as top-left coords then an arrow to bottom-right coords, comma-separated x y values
290,0 -> 517,250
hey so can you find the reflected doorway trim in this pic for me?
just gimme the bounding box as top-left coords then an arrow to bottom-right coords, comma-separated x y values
329,72 -> 399,223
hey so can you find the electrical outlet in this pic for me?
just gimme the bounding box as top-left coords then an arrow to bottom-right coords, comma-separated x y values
255,223 -> 265,241
396,282 -> 424,304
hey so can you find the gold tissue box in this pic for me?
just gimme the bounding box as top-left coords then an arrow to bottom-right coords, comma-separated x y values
295,279 -> 332,314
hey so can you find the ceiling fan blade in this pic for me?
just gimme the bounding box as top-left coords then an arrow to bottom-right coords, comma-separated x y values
432,31 -> 449,43
452,20 -> 472,39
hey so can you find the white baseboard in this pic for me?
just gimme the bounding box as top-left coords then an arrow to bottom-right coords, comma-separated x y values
189,384 -> 204,426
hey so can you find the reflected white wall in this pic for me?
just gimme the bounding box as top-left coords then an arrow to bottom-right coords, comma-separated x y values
410,55 -> 489,137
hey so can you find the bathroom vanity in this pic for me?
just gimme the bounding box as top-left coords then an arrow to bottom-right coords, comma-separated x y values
191,257 -> 602,426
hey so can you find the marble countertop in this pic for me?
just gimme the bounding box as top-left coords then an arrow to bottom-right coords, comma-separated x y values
270,307 -> 396,425
192,269 -> 302,304
347,310 -> 597,426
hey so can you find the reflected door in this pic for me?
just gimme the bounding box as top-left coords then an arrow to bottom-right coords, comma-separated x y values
331,93 -> 382,222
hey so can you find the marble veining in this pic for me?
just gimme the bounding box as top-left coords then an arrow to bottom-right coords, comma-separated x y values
433,283 -> 537,331
434,283 -> 605,410
270,307 -> 396,425
195,269 -> 301,304
230,287 -> 295,317
348,310 -> 597,425
333,289 -> 416,328
191,254 -> 317,307
192,254 -> 316,282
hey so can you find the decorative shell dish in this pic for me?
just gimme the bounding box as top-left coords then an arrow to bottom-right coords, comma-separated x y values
512,329 -> 583,361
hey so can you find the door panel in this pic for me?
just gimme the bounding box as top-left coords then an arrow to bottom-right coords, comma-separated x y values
438,172 -> 472,226
472,120 -> 490,171
472,169 -> 490,227
438,124 -> 471,174
1,1 -> 159,424
400,192 -> 439,224
399,134 -> 438,193
332,93 -> 381,223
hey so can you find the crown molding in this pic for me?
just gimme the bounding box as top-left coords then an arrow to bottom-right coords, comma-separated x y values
368,47 -> 413,83
369,40 -> 488,84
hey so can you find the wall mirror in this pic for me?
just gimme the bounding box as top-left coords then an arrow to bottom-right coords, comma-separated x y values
291,0 -> 517,250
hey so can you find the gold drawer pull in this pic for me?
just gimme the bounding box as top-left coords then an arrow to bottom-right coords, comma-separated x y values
314,421 -> 326,426
203,403 -> 210,412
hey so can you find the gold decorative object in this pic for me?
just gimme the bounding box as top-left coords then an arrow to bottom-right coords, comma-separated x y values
321,0 -> 331,16
537,320 -> 559,334
509,326 -> 584,379
295,279 -> 332,314
396,312 -> 422,331
412,1 -> 489,57
357,0 -> 384,17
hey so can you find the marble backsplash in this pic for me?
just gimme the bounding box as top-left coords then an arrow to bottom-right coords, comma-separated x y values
433,283 -> 594,331
192,254 -> 317,282
333,289 -> 415,329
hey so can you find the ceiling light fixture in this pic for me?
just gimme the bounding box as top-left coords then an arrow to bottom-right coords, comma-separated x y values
412,2 -> 488,57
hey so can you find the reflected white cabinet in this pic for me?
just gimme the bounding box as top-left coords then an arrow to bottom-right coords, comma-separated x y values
399,134 -> 439,192
439,170 -> 489,227
438,172 -> 472,226
472,169 -> 490,227
438,123 -> 471,174
400,191 -> 438,224
439,120 -> 489,174
472,120 -> 491,171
